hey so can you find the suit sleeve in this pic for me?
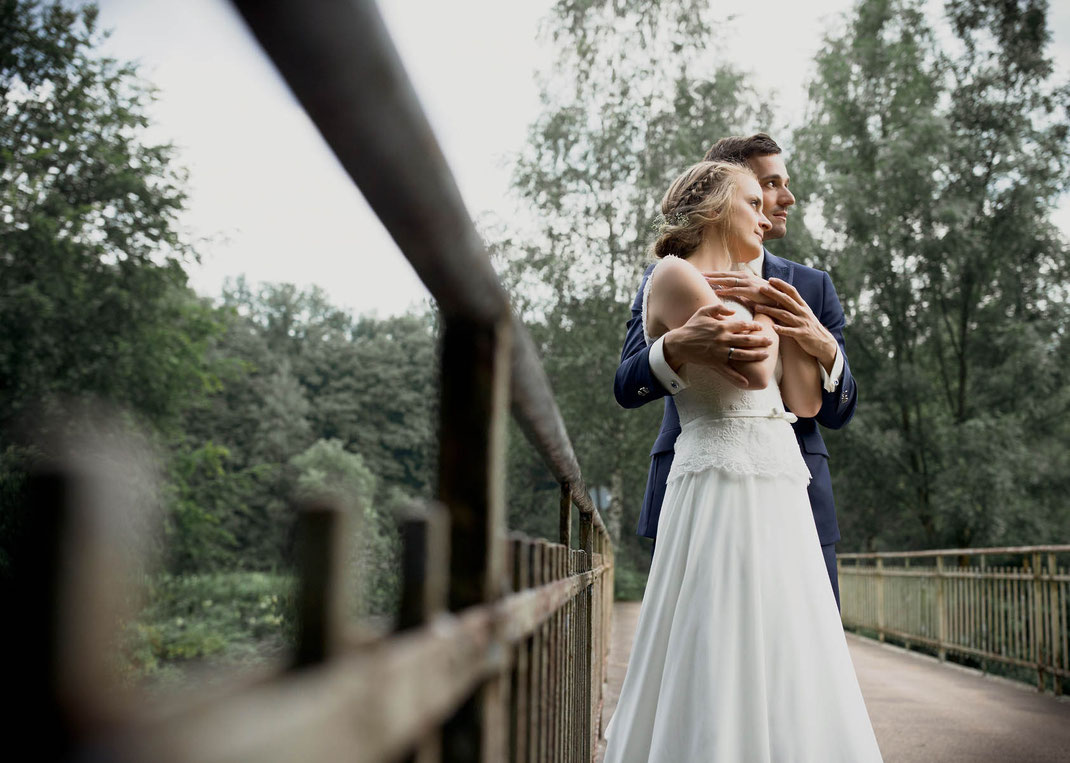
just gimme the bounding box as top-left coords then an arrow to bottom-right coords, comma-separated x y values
613,272 -> 671,410
814,271 -> 858,430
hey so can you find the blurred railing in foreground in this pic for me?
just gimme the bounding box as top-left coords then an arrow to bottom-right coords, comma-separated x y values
10,0 -> 614,760
839,545 -> 1070,695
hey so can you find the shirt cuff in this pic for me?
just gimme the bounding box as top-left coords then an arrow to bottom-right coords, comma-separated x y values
820,346 -> 844,394
649,335 -> 689,395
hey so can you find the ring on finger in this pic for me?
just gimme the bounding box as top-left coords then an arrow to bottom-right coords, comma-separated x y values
727,347 -> 735,360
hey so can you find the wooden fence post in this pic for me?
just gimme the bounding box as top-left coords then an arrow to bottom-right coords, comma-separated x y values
528,540 -> 542,763
12,467 -> 79,760
903,557 -> 912,650
936,555 -> 947,661
398,501 -> 450,632
398,501 -> 450,763
509,535 -> 529,763
535,540 -> 549,760
1032,551 -> 1043,690
836,555 -> 842,614
580,510 -> 595,761
560,483 -> 572,548
876,557 -> 885,643
293,498 -> 347,668
12,445 -> 153,760
1049,553 -> 1062,697
547,542 -> 558,760
437,315 -> 511,762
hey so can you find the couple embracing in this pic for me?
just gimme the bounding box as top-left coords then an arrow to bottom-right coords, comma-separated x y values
602,134 -> 883,761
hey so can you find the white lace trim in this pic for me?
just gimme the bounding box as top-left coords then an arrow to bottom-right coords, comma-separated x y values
641,255 -> 684,346
669,418 -> 812,485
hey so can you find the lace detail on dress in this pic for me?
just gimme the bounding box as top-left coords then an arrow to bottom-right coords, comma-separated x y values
668,363 -> 811,484
641,255 -> 683,346
670,417 -> 811,484
641,270 -> 655,346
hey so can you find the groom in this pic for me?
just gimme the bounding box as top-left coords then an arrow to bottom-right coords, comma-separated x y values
614,133 -> 857,606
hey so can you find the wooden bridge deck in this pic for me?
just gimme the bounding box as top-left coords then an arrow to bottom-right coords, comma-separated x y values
597,602 -> 1070,763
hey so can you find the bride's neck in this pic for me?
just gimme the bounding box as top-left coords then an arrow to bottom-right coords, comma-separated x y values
685,238 -> 733,273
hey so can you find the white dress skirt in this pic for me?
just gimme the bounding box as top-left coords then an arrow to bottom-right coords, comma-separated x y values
603,257 -> 883,762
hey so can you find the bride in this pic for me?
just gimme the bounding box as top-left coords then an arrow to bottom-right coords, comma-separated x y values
602,161 -> 882,762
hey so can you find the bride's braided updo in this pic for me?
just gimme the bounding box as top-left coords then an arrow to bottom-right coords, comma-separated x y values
653,161 -> 757,259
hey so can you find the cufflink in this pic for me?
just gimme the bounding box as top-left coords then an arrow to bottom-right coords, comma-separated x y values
670,381 -> 679,391
638,386 -> 650,397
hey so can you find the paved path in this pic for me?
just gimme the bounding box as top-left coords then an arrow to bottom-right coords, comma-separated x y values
597,602 -> 1070,762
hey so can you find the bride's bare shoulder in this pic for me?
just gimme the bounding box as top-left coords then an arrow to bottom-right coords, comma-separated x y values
644,255 -> 723,337
649,255 -> 717,303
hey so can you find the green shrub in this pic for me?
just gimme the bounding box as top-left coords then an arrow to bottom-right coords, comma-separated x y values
120,571 -> 295,685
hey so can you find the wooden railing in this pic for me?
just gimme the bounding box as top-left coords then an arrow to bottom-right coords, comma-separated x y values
839,545 -> 1070,695
10,1 -> 614,760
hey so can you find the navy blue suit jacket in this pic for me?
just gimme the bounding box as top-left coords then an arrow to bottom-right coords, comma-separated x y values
614,250 -> 857,546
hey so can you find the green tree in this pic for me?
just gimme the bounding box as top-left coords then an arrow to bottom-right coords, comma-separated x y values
164,442 -> 243,573
218,280 -> 438,498
167,301 -> 310,571
494,0 -> 770,589
177,280 -> 437,574
312,312 -> 438,496
0,1 -> 216,432
290,439 -> 402,618
0,1 -> 220,576
793,0 -> 1070,549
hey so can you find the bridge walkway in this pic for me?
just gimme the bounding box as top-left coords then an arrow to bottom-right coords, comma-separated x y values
597,602 -> 1070,763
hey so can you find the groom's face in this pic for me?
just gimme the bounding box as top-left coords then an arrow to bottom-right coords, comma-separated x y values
746,154 -> 795,241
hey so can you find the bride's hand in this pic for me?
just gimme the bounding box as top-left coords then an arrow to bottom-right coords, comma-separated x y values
703,271 -> 776,307
662,304 -> 772,389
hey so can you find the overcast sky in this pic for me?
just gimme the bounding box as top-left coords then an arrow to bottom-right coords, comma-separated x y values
94,0 -> 1070,318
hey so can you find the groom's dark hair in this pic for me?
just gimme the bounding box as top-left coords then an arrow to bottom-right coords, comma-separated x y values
702,133 -> 781,165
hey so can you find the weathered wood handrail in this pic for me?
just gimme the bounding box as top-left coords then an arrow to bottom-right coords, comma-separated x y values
839,545 -> 1070,695
839,545 -> 1070,559
230,0 -> 606,536
114,553 -> 610,763
511,327 -> 606,529
226,0 -> 616,753
15,1 -> 616,761
228,0 -> 615,754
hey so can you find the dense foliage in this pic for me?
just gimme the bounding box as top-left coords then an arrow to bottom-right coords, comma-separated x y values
121,571 -> 296,685
0,1 -> 435,678
1,0 -> 218,582
792,0 -> 1070,549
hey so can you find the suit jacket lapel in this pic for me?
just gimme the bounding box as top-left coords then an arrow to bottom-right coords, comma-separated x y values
762,248 -> 792,283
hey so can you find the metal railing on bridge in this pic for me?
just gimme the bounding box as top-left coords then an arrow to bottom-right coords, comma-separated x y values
839,545 -> 1070,695
13,1 -> 615,761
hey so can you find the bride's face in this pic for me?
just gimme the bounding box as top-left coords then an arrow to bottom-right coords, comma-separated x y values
722,176 -> 771,263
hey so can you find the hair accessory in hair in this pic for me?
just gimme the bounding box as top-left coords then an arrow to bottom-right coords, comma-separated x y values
656,211 -> 690,230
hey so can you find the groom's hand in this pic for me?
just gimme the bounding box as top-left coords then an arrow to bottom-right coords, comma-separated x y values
753,278 -> 838,373
662,304 -> 771,389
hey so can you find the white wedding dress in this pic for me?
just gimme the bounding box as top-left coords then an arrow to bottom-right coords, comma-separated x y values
602,257 -> 882,762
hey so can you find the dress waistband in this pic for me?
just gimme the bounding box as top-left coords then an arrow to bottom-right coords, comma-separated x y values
685,406 -> 798,426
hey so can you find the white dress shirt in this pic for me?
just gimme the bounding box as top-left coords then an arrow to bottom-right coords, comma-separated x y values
648,250 -> 844,396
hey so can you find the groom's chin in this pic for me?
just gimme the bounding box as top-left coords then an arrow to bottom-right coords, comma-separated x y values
764,224 -> 788,241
